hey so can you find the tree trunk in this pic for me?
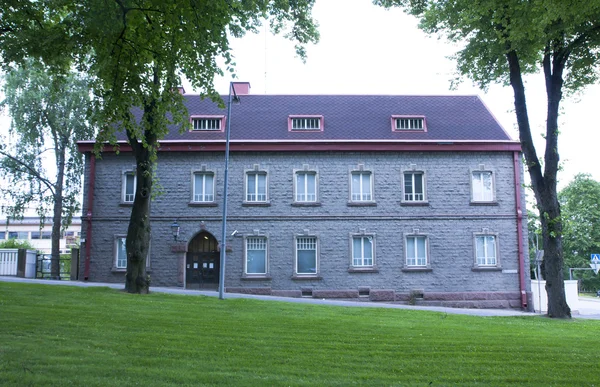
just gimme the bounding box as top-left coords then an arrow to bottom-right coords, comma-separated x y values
506,49 -> 571,317
50,146 -> 66,279
124,153 -> 152,294
123,67 -> 160,294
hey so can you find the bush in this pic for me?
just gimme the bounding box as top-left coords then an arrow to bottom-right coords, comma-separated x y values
0,239 -> 35,249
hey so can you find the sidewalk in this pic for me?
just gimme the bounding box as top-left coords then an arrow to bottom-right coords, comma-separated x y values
2,276 -> 599,319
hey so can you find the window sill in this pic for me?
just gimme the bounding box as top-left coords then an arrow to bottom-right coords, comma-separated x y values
291,202 -> 321,207
400,201 -> 429,206
188,202 -> 218,207
112,268 -> 151,273
347,266 -> 379,273
470,201 -> 498,206
119,202 -> 134,207
347,201 -> 377,207
241,274 -> 272,281
291,275 -> 322,280
472,266 -> 502,272
402,266 -> 432,272
242,201 -> 271,207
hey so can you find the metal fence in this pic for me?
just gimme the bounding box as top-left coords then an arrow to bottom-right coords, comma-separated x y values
36,254 -> 71,280
0,249 -> 18,276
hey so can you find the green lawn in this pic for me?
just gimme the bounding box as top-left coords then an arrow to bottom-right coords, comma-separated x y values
0,283 -> 598,386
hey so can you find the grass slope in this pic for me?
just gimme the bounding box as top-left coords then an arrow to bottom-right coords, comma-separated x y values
0,282 -> 598,386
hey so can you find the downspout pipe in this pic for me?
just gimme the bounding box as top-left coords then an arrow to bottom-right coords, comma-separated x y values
83,153 -> 96,280
513,151 -> 528,309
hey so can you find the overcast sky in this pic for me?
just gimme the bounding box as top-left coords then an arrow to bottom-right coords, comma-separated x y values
204,0 -> 600,188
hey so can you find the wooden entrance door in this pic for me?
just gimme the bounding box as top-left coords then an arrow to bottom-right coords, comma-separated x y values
186,232 -> 220,290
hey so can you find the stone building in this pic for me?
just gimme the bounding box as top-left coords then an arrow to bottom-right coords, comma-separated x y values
77,84 -> 530,309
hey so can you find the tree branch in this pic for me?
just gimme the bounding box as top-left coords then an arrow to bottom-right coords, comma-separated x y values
0,149 -> 56,197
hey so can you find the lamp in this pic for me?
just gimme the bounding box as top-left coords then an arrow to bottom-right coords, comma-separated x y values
171,220 -> 180,242
219,81 -> 242,300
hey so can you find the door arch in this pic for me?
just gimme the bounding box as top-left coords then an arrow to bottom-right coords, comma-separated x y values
186,231 -> 220,290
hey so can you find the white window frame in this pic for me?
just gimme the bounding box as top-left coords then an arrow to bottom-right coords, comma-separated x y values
294,235 -> 319,276
190,115 -> 225,131
288,115 -> 324,131
350,169 -> 373,202
122,170 -> 136,204
350,232 -> 376,268
192,171 -> 215,203
114,236 -> 128,270
474,233 -> 499,267
391,115 -> 426,131
402,171 -> 426,202
294,169 -> 318,203
404,234 -> 429,267
114,235 -> 151,271
244,235 -> 268,275
245,167 -> 268,203
471,169 -> 495,203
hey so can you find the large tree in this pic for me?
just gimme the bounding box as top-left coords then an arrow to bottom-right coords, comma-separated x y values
0,0 -> 319,293
559,174 -> 600,291
0,60 -> 92,278
375,0 -> 600,318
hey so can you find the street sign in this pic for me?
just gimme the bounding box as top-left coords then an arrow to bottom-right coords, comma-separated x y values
591,254 -> 600,275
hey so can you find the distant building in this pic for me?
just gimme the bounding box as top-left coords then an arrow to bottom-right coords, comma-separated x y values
0,217 -> 81,253
77,84 -> 530,309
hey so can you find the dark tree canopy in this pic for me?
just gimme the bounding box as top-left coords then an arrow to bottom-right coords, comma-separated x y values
375,0 -> 600,317
0,0 -> 319,292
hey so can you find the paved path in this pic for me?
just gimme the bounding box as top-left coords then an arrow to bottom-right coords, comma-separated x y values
2,276 -> 599,319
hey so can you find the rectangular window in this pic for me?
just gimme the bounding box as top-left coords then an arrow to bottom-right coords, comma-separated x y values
41,231 -> 52,239
296,237 -> 317,275
291,117 -> 321,130
115,237 -> 127,269
404,172 -> 424,201
192,118 -> 221,131
246,173 -> 267,202
246,237 -> 267,274
8,231 -> 28,240
406,235 -> 428,266
395,117 -> 424,130
193,172 -> 215,202
352,236 -> 373,267
123,172 -> 136,203
295,172 -> 317,202
472,171 -> 494,202
31,231 -> 41,239
0,231 -> 5,239
476,235 -> 497,266
351,172 -> 372,201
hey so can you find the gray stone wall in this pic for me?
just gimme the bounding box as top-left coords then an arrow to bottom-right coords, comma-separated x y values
80,150 -> 529,306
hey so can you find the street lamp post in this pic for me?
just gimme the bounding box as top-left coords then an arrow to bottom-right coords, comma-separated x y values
218,82 -> 240,300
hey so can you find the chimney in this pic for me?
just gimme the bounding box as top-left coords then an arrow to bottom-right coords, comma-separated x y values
231,82 -> 250,96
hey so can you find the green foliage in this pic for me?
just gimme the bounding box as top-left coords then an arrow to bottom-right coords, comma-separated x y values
374,0 -> 600,92
559,174 -> 600,290
0,239 -> 35,249
0,0 -> 319,291
1,282 -> 600,385
0,59 -> 94,230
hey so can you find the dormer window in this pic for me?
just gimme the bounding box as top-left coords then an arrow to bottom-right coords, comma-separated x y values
289,115 -> 324,131
392,116 -> 426,131
190,116 -> 225,131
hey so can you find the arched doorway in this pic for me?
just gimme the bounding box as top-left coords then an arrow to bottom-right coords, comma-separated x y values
186,231 -> 220,290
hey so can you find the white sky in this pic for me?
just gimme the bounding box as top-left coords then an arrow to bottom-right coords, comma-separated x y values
205,0 -> 599,188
